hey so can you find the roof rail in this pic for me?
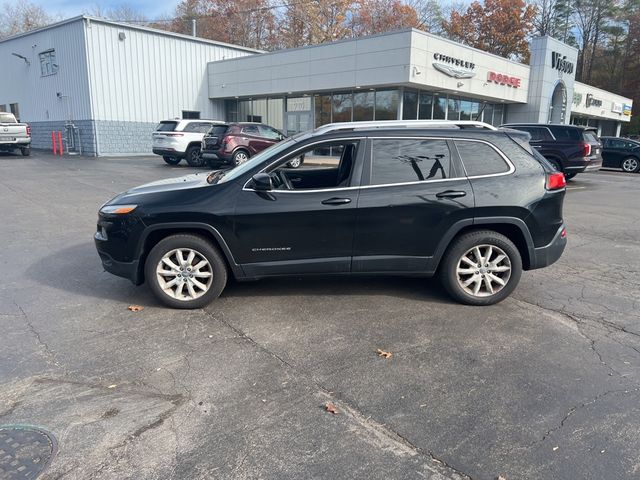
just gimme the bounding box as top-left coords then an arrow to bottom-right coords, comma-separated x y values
314,120 -> 498,134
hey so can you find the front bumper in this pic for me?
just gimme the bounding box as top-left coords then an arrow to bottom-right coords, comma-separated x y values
529,224 -> 567,270
95,238 -> 142,285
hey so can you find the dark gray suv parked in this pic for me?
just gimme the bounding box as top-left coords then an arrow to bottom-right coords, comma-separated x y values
501,123 -> 602,179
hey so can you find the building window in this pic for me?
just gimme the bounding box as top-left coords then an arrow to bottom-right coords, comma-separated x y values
39,49 -> 58,76
353,91 -> 374,121
225,99 -> 238,122
315,95 -> 332,128
375,90 -> 399,121
402,90 -> 418,120
267,98 -> 284,130
10,103 -> 20,121
182,110 -> 200,119
0,104 -> 6,113
433,95 -> 446,119
482,103 -> 494,125
332,93 -> 352,123
447,97 -> 460,121
418,93 -> 433,119
492,104 -> 504,126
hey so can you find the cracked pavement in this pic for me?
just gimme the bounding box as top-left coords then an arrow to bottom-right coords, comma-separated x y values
0,152 -> 639,479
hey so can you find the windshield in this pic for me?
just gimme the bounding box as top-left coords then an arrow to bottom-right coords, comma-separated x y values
0,113 -> 16,123
216,138 -> 298,184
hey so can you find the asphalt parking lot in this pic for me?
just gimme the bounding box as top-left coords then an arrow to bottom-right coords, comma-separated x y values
1,151 -> 639,480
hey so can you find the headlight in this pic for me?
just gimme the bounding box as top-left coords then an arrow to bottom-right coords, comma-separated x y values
100,204 -> 137,214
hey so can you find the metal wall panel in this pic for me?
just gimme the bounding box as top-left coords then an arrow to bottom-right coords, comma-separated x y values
85,20 -> 253,122
0,20 -> 92,122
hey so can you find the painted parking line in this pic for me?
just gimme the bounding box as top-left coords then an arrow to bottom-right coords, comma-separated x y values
566,186 -> 587,190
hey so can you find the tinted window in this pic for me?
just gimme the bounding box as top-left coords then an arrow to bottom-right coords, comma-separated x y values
371,139 -> 451,185
455,141 -> 510,176
549,126 -> 581,140
583,131 -> 599,143
156,122 -> 177,132
208,125 -> 229,136
242,125 -> 260,135
183,122 -> 213,133
258,125 -> 282,140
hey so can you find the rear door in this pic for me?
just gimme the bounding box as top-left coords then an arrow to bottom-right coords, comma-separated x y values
241,125 -> 270,154
352,136 -> 474,273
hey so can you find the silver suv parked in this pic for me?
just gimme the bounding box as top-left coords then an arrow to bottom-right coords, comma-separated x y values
152,119 -> 223,166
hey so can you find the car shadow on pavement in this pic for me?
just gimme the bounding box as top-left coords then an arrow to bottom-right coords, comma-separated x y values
26,243 -> 451,306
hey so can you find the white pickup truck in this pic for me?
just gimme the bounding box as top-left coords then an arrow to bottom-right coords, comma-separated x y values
0,112 -> 31,156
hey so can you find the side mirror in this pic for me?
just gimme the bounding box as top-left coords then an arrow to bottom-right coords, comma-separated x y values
251,173 -> 273,191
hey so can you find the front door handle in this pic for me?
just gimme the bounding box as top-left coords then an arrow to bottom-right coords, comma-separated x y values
436,190 -> 467,199
322,197 -> 351,205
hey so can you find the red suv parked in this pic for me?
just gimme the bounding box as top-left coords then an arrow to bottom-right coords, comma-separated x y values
202,122 -> 288,166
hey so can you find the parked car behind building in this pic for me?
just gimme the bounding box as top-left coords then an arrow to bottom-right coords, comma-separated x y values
600,136 -> 640,173
201,122 -> 288,166
152,119 -> 223,166
501,123 -> 602,179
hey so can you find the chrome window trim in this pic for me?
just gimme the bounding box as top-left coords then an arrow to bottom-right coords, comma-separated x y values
242,135 -> 515,194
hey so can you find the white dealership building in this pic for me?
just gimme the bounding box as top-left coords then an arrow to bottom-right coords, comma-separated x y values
0,16 -> 633,156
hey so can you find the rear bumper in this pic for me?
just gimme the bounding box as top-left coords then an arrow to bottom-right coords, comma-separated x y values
0,141 -> 30,149
564,156 -> 602,173
529,224 -> 567,270
152,148 -> 184,158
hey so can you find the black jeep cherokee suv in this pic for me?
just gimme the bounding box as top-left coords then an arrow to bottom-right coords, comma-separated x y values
95,120 -> 567,308
501,123 -> 602,179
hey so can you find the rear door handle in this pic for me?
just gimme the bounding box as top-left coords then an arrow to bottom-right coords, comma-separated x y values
436,190 -> 467,199
322,197 -> 351,205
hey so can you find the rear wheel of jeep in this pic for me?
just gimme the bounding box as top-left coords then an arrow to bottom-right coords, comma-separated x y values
440,230 -> 522,306
145,234 -> 227,309
21,147 -> 31,156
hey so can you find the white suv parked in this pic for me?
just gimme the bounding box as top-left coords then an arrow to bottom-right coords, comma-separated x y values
152,119 -> 223,166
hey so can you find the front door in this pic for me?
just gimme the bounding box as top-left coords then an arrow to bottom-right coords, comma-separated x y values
232,139 -> 364,277
352,137 -> 474,273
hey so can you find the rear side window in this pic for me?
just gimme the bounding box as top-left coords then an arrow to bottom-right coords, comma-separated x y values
583,131 -> 599,143
0,112 -> 16,123
371,138 -> 451,185
455,140 -> 511,176
183,122 -> 213,133
242,125 -> 260,135
549,126 -> 581,141
156,121 -> 177,132
258,125 -> 282,140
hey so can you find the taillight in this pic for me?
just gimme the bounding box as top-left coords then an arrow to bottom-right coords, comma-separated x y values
581,141 -> 591,157
221,135 -> 231,147
546,172 -> 566,190
561,227 -> 567,238
26,126 -> 31,137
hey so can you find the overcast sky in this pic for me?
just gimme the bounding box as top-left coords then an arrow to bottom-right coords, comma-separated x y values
31,0 -> 179,19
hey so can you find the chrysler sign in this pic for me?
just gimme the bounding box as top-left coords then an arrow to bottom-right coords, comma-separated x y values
432,53 -> 476,79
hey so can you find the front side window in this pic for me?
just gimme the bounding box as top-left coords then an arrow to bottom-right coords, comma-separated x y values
39,50 -> 58,76
455,140 -> 510,177
371,138 -> 451,185
267,141 -> 360,190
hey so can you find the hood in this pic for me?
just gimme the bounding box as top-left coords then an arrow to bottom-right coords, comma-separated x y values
124,172 -> 212,195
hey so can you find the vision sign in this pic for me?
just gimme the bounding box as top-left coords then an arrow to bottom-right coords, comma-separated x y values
487,71 -> 522,88
551,51 -> 574,74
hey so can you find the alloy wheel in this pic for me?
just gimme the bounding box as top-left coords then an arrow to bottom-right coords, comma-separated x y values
156,248 -> 213,301
622,157 -> 639,173
455,244 -> 512,297
234,151 -> 248,165
288,157 -> 301,168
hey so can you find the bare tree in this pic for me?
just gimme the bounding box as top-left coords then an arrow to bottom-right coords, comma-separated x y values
0,0 -> 60,39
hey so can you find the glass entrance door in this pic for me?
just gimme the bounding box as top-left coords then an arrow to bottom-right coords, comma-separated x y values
285,112 -> 312,135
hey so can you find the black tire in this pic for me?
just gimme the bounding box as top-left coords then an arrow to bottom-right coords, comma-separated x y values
564,172 -> 577,180
163,155 -> 181,166
621,156 -> 640,173
231,149 -> 250,166
439,230 -> 523,306
21,147 -> 31,157
185,145 -> 205,167
145,234 -> 227,309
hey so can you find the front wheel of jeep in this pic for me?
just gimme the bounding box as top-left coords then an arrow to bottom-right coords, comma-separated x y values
145,234 -> 227,309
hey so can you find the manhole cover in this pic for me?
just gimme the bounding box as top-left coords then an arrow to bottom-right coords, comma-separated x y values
0,426 -> 57,479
